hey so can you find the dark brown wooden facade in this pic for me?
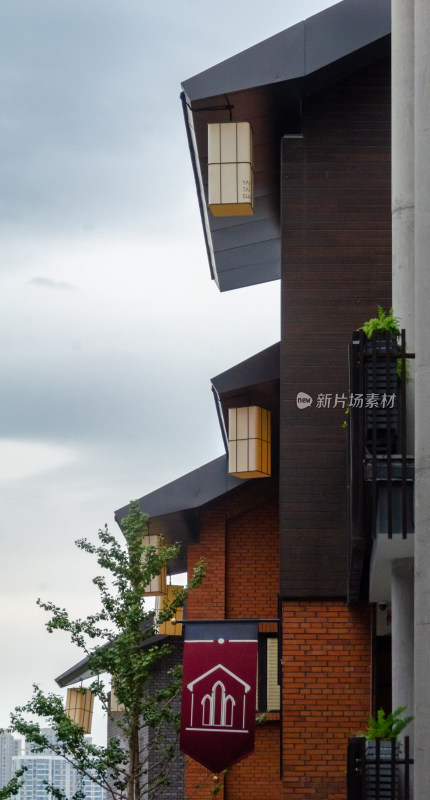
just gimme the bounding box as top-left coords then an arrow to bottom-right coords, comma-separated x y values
280,58 -> 392,597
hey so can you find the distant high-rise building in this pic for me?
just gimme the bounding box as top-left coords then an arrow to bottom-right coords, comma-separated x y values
0,732 -> 22,789
13,729 -> 105,800
24,729 -> 60,757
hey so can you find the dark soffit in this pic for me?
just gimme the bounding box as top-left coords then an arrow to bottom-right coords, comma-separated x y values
55,628 -> 168,688
180,0 -> 391,293
115,456 -> 244,528
211,342 -> 280,394
115,455 -> 246,573
211,342 -> 280,444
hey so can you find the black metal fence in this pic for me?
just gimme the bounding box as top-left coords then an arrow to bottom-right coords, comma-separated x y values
347,736 -> 413,800
347,330 -> 414,602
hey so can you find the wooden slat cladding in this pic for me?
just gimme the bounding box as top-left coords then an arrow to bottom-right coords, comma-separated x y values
280,59 -> 392,598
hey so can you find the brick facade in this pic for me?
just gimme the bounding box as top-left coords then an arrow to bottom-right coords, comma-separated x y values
187,506 -> 227,620
141,23 -> 389,800
282,600 -> 371,800
184,487 -> 372,800
186,483 -> 278,622
185,485 -> 279,800
163,60 -> 386,800
226,500 -> 279,620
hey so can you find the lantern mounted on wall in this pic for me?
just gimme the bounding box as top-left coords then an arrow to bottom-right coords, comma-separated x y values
155,585 -> 184,636
65,688 -> 94,734
228,406 -> 271,479
142,533 -> 167,597
208,122 -> 253,216
109,683 -> 125,715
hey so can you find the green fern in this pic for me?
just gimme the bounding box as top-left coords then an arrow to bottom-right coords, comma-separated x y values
361,306 -> 401,339
361,306 -> 410,382
360,706 -> 413,740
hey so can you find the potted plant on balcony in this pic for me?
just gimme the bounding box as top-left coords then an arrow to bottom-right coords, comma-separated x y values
360,705 -> 413,741
359,707 -> 413,800
361,306 -> 401,341
360,307 -> 402,452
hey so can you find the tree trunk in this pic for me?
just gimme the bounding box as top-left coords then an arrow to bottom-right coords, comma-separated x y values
128,723 -> 141,800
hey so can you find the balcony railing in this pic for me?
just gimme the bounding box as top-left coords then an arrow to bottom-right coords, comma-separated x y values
347,736 -> 413,800
347,331 -> 414,603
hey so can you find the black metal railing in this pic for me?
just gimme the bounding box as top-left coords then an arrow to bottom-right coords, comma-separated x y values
347,330 -> 414,603
347,736 -> 413,800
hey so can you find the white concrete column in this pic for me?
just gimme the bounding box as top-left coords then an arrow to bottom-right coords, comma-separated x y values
391,559 -> 414,735
414,0 -> 430,796
392,0 -> 415,452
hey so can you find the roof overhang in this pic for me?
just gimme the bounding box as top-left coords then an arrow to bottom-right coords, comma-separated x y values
181,0 -> 391,292
115,344 -> 280,573
211,342 -> 280,450
55,628 -> 167,688
115,456 -> 246,573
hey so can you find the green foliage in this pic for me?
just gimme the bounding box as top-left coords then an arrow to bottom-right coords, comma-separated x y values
359,706 -> 413,741
5,501 -> 206,800
361,306 -> 401,339
0,767 -> 27,800
360,306 -> 410,382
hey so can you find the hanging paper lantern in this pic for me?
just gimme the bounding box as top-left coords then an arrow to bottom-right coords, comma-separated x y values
208,122 -> 253,216
142,533 -> 167,596
228,406 -> 271,478
156,585 -> 184,636
65,688 -> 94,734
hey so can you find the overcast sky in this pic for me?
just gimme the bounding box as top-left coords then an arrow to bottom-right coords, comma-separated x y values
0,0 -> 337,745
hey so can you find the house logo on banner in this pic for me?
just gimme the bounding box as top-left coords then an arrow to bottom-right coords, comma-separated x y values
186,662 -> 251,732
180,621 -> 258,773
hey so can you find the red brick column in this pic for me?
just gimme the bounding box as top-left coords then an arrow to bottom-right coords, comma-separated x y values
282,600 -> 371,800
186,507 -> 226,620
226,500 -> 279,619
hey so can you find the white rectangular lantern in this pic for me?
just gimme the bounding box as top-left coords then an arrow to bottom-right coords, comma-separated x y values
142,534 -> 167,597
65,689 -> 94,734
228,406 -> 271,478
208,122 -> 253,216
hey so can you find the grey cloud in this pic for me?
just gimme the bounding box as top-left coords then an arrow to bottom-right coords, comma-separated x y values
0,348 -> 220,450
29,277 -> 76,291
0,3 -> 190,236
0,0 -> 320,238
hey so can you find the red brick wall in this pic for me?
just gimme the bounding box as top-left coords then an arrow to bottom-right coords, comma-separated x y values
224,724 -> 283,799
185,488 -> 279,800
184,758 -> 225,800
185,495 -> 372,800
282,600 -> 371,800
186,486 -> 278,621
187,506 -> 227,619
226,500 -> 279,619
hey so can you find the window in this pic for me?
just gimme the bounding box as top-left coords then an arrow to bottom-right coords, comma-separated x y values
257,635 -> 280,712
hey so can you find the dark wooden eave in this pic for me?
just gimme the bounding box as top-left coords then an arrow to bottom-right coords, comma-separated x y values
115,455 -> 245,573
115,344 -> 280,572
55,626 -> 167,688
211,341 -> 280,452
181,0 -> 391,292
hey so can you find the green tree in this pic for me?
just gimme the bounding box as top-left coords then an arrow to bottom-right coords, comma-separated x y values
2,501 -> 205,800
0,768 -> 27,800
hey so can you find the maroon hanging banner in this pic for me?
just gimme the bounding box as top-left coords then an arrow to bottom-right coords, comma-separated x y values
180,621 -> 258,773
